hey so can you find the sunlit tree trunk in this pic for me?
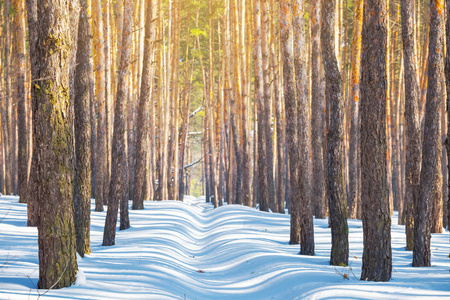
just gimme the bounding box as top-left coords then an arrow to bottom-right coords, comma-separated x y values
13,0 -> 28,203
348,0 -> 363,220
93,0 -> 106,212
293,0 -> 314,255
32,0 -> 78,288
133,0 -> 156,209
103,0 -> 133,246
74,0 -> 92,257
401,0 -> 421,250
310,0 -> 326,219
413,0 -> 444,266
321,0 -> 348,266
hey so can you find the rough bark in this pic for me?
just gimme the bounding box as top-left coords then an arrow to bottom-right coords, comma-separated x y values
133,0 -> 156,209
280,0 -> 300,245
74,0 -> 92,257
348,0 -> 363,219
255,0 -> 268,212
321,0 -> 348,266
103,0 -> 133,246
293,0 -> 314,256
413,0 -> 444,267
14,0 -> 29,204
25,0 -> 39,227
360,0 -> 392,281
446,0 -> 450,232
400,0 -> 422,250
93,0 -> 106,212
310,0 -> 326,219
32,0 -> 78,288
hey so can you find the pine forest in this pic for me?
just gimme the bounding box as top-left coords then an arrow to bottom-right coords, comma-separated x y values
0,0 -> 449,298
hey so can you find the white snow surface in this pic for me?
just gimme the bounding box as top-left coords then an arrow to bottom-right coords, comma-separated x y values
0,195 -> 449,299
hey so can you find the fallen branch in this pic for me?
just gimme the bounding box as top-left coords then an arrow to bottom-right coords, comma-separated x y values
184,153 -> 208,169
189,105 -> 203,118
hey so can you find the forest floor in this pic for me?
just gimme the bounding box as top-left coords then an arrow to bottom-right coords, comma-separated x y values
0,195 -> 449,299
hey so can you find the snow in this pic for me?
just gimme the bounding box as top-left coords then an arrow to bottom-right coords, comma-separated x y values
0,194 -> 449,299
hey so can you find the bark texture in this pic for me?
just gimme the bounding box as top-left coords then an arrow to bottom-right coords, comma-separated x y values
14,0 -> 29,204
446,0 -> 450,232
103,0 -> 133,246
413,0 -> 444,267
74,0 -> 92,257
26,0 -> 39,227
360,0 -> 392,281
133,0 -> 156,209
321,0 -> 348,266
32,0 -> 78,288
348,0 -> 363,219
293,0 -> 314,256
400,0 -> 422,251
280,0 -> 300,245
310,0 -> 327,219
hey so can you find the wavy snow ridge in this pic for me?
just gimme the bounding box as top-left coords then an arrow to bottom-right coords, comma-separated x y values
0,195 -> 449,299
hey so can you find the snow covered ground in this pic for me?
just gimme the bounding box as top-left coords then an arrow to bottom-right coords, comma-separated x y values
0,195 -> 449,300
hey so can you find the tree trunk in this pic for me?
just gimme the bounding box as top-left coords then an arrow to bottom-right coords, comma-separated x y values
360,0 -> 392,281
32,0 -> 78,288
25,0 -> 39,227
293,0 -> 314,256
93,0 -> 106,212
321,0 -> 348,266
279,0 -> 300,245
103,0 -> 133,246
74,0 -> 92,257
133,0 -> 156,209
348,0 -> 363,219
446,0 -> 450,232
310,0 -> 326,219
413,0 -> 444,267
14,0 -> 29,204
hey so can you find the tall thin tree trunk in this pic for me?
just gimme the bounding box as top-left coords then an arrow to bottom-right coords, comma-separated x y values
321,0 -> 348,266
360,0 -> 392,281
348,0 -> 363,219
133,0 -> 156,209
74,0 -> 92,257
103,0 -> 133,246
14,0 -> 28,203
401,0 -> 421,250
413,0 -> 444,267
311,0 -> 326,219
293,0 -> 314,256
93,0 -> 106,212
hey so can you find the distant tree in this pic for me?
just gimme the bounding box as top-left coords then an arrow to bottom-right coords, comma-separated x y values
413,0 -> 444,267
321,0 -> 348,266
400,0 -> 421,251
31,0 -> 78,288
103,0 -> 133,246
360,0 -> 392,281
74,0 -> 92,257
